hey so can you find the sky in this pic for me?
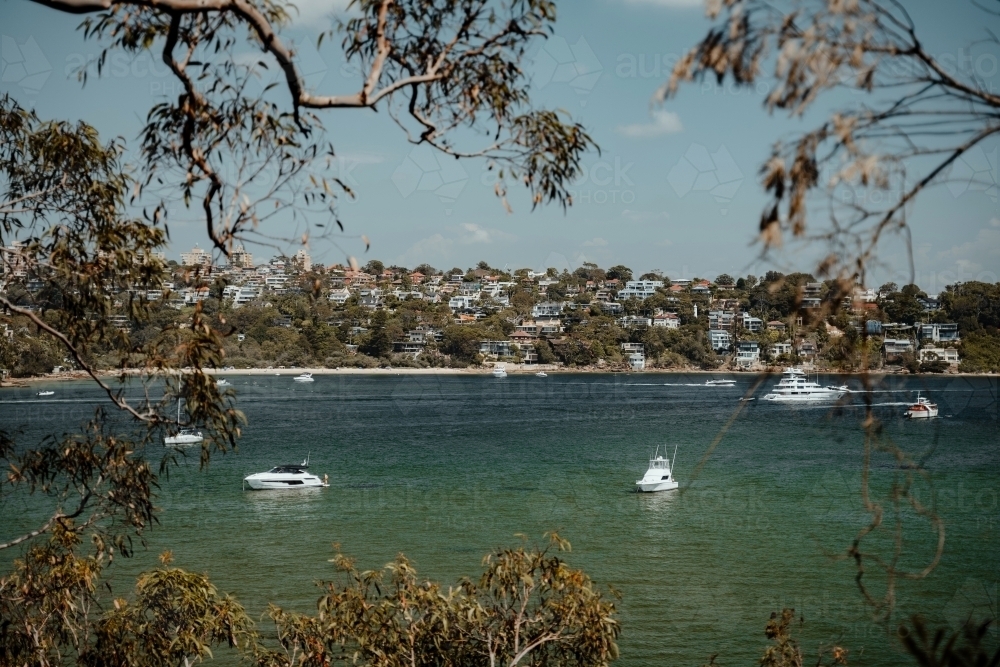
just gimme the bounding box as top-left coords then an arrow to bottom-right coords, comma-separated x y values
1,0 -> 998,293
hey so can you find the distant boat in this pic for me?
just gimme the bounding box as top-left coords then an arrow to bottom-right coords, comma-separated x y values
165,399 -> 203,446
535,371 -> 548,377
216,379 -> 230,386
905,392 -> 939,419
492,364 -> 507,378
37,390 -> 54,397
293,372 -> 314,382
243,457 -> 327,490
705,378 -> 736,386
636,445 -> 679,493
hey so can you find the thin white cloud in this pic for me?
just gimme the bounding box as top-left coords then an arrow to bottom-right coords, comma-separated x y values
582,237 -> 609,247
459,223 -> 516,245
616,111 -> 684,138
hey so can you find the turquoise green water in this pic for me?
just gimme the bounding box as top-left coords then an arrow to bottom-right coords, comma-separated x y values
2,373 -> 997,665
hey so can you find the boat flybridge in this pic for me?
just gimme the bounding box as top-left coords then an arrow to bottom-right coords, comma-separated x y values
905,392 -> 939,419
243,457 -> 328,490
164,399 -> 204,446
293,372 -> 315,382
762,368 -> 848,403
492,364 -> 508,378
636,445 -> 679,493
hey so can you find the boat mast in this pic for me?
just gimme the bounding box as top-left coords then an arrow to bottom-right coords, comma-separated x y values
671,444 -> 678,477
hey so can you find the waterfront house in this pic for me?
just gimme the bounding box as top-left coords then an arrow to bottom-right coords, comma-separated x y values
480,340 -> 513,358
621,342 -> 644,354
919,347 -> 960,366
392,340 -> 425,356
796,340 -> 819,360
882,338 -> 914,358
770,341 -> 793,358
767,320 -> 787,333
735,340 -> 760,367
708,329 -> 732,352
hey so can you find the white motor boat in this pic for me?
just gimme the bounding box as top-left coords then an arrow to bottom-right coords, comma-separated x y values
243,459 -> 327,490
905,393 -> 939,419
762,368 -> 846,402
216,378 -> 230,386
37,390 -> 55,397
535,371 -> 548,377
293,372 -> 314,382
636,445 -> 679,493
492,364 -> 507,378
705,378 -> 736,386
165,399 -> 204,446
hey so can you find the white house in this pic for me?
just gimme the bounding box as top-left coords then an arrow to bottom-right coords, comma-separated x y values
709,329 -> 732,351
617,280 -> 663,300
532,302 -> 566,318
652,313 -> 680,329
735,340 -> 760,367
770,341 -> 793,358
918,323 -> 960,343
919,347 -> 960,366
449,295 -> 478,311
328,287 -> 351,304
618,315 -> 652,328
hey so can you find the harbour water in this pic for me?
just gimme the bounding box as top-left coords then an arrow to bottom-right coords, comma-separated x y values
2,373 -> 997,665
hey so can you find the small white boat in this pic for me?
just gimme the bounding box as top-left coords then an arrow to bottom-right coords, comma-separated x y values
164,429 -> 205,446
536,371 -> 548,377
37,390 -> 55,397
165,399 -> 203,446
905,393 -> 938,419
243,458 -> 327,490
636,445 -> 679,493
216,379 -> 230,386
762,368 -> 846,402
705,378 -> 736,386
293,372 -> 314,382
492,364 -> 507,378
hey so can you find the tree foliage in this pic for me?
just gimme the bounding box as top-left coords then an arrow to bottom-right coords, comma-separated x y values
664,0 -> 1000,288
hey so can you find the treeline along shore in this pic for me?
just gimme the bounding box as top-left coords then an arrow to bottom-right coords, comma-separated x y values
2,253 -> 999,379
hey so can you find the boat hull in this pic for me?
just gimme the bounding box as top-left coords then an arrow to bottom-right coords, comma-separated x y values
906,408 -> 938,419
762,391 -> 845,402
165,435 -> 204,446
244,474 -> 325,490
636,480 -> 679,493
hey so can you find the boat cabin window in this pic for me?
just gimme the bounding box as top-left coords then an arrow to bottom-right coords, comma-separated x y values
268,466 -> 306,474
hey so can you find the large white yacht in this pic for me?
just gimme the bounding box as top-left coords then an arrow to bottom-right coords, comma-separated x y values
636,446 -> 679,493
492,364 -> 507,378
762,368 -> 847,402
243,459 -> 327,490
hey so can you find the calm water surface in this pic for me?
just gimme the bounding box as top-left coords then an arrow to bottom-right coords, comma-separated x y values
2,373 -> 998,666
